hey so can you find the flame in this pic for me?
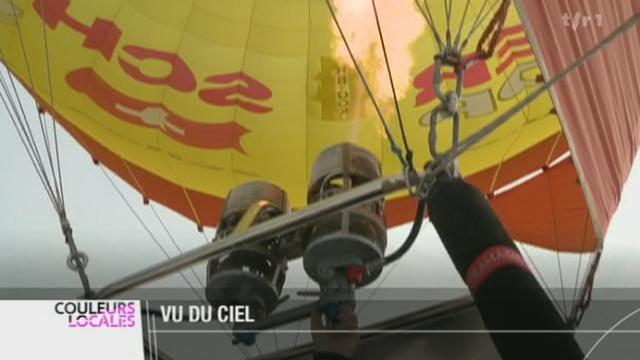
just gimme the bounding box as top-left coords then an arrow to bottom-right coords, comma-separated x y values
330,0 -> 425,101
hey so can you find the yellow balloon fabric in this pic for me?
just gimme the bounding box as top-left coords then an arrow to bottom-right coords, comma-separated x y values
0,0 -> 597,252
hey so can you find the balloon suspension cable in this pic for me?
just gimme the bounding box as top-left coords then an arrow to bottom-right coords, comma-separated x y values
89,11 -> 639,302
0,3 -> 94,298
371,0 -> 415,171
416,0 -> 618,328
414,0 -> 444,51
38,0 -> 65,206
325,0 -> 410,174
60,211 -> 92,297
417,11 -> 640,199
467,0 -> 512,64
568,249 -> 602,328
418,0 -> 511,187
0,67 -> 93,298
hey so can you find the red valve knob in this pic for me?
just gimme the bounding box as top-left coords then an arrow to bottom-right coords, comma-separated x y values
346,266 -> 366,285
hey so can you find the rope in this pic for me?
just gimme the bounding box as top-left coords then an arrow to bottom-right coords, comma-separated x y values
417,0 -> 618,328
454,0 -> 473,48
546,170 -> 568,316
100,168 -> 205,303
466,0 -> 511,64
60,212 -> 92,297
101,168 -> 254,359
569,250 -> 602,328
325,0 -> 408,170
38,0 -> 65,206
460,0 -> 502,55
477,0 -> 511,58
2,48 -> 93,296
149,204 -> 206,288
7,1 -> 58,207
5,0 -> 94,297
371,0 -> 415,170
422,0 -> 510,166
444,0 -> 453,46
571,213 -> 591,307
418,11 -> 640,198
0,70 -> 58,209
32,0 -> 63,208
414,0 -> 444,50
517,242 -> 568,319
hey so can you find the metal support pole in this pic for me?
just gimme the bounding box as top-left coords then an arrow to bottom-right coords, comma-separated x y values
91,12 -> 639,300
93,173 -> 409,299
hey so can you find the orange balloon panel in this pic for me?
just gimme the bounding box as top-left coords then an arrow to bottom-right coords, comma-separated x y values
0,0 -> 597,252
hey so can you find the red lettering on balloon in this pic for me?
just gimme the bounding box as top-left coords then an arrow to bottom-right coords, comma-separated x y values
33,0 -> 274,118
118,46 -> 197,92
66,68 -> 248,152
199,73 -> 272,114
33,0 -> 121,59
